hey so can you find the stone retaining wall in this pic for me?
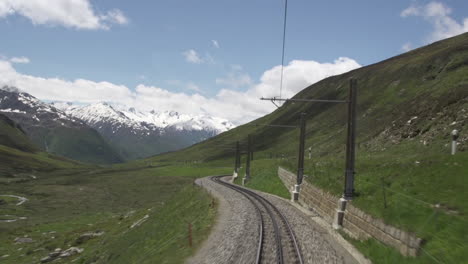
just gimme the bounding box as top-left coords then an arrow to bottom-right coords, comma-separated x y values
278,167 -> 422,257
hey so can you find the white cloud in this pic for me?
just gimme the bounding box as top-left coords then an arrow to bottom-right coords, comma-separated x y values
216,66 -> 252,88
0,60 -> 132,104
10,56 -> 30,64
212,40 -> 220,48
100,9 -> 128,25
401,42 -> 413,52
0,0 -> 128,30
183,49 -> 203,64
182,49 -> 216,64
252,58 -> 361,99
401,1 -> 468,42
186,82 -> 202,92
0,57 -> 360,125
400,6 -> 420,17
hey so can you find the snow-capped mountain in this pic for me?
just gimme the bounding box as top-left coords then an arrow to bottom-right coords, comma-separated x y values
53,102 -> 234,134
0,87 -> 123,164
0,86 -> 84,127
52,102 -> 235,160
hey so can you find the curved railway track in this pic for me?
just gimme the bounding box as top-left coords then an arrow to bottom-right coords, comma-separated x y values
211,175 -> 304,264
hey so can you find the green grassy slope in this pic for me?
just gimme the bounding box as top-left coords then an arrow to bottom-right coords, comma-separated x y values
0,163 -> 230,264
0,114 -> 85,180
0,114 -> 231,263
154,33 -> 468,163
0,111 -> 231,263
44,126 -> 124,165
26,125 -> 124,165
0,114 -> 37,153
148,33 -> 468,263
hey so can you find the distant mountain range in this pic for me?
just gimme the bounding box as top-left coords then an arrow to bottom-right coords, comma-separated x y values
0,86 -> 234,163
53,102 -> 234,160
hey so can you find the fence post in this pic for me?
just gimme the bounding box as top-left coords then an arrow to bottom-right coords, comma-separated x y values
451,129 -> 459,155
381,177 -> 387,208
188,222 -> 192,248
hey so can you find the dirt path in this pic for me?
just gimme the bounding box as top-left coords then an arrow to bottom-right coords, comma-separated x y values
0,194 -> 28,205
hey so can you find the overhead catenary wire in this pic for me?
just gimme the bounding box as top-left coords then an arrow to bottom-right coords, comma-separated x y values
279,0 -> 288,101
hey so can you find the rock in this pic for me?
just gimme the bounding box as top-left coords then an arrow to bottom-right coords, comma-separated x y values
40,256 -> 53,263
41,247 -> 83,263
75,231 -> 104,245
130,214 -> 149,229
59,247 -> 83,258
48,248 -> 62,258
14,237 -> 33,243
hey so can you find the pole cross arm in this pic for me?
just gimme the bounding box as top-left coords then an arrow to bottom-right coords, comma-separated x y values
246,123 -> 298,129
261,97 -> 348,103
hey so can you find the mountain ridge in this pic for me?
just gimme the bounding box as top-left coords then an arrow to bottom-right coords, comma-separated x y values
152,32 -> 468,162
0,87 -> 123,164
52,101 -> 235,160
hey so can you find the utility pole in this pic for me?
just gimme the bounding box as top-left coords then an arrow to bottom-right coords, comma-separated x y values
293,112 -> 307,201
235,141 -> 240,173
243,134 -> 252,185
343,79 -> 358,200
250,135 -> 254,161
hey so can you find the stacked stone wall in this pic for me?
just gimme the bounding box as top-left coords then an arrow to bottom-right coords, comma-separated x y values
277,167 -> 422,257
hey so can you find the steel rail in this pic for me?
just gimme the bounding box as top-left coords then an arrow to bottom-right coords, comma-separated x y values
211,176 -> 303,264
211,176 -> 264,264
213,176 -> 282,263
233,185 -> 303,264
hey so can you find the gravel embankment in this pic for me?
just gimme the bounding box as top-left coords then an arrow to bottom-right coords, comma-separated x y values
187,176 -> 259,264
188,176 -> 363,264
249,189 -> 359,264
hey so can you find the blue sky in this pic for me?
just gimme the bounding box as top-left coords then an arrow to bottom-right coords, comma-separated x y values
0,0 -> 467,124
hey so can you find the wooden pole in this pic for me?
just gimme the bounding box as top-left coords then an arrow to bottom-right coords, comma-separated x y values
188,222 -> 193,247
381,177 -> 387,209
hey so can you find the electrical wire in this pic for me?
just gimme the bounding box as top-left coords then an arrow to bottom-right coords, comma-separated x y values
279,0 -> 288,101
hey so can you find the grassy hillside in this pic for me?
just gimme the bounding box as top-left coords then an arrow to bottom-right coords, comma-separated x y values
0,114 -> 37,153
154,33 -> 468,163
0,160 -> 230,263
148,33 -> 468,263
0,89 -> 124,165
44,126 -> 124,165
0,111 -> 232,263
0,114 -> 85,181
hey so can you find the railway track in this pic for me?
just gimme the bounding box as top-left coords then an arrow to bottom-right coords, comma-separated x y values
211,175 -> 303,264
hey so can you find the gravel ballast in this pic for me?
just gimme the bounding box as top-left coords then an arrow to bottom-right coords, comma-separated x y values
188,176 -> 364,264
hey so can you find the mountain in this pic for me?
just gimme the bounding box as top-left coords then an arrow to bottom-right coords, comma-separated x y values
153,32 -> 468,162
147,32 -> 468,264
0,113 -> 38,153
0,87 -> 123,164
53,102 -> 234,160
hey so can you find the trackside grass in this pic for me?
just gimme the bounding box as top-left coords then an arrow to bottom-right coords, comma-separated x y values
0,162 -> 230,263
233,141 -> 467,264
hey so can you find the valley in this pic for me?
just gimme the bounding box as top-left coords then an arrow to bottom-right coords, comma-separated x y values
0,23 -> 467,264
